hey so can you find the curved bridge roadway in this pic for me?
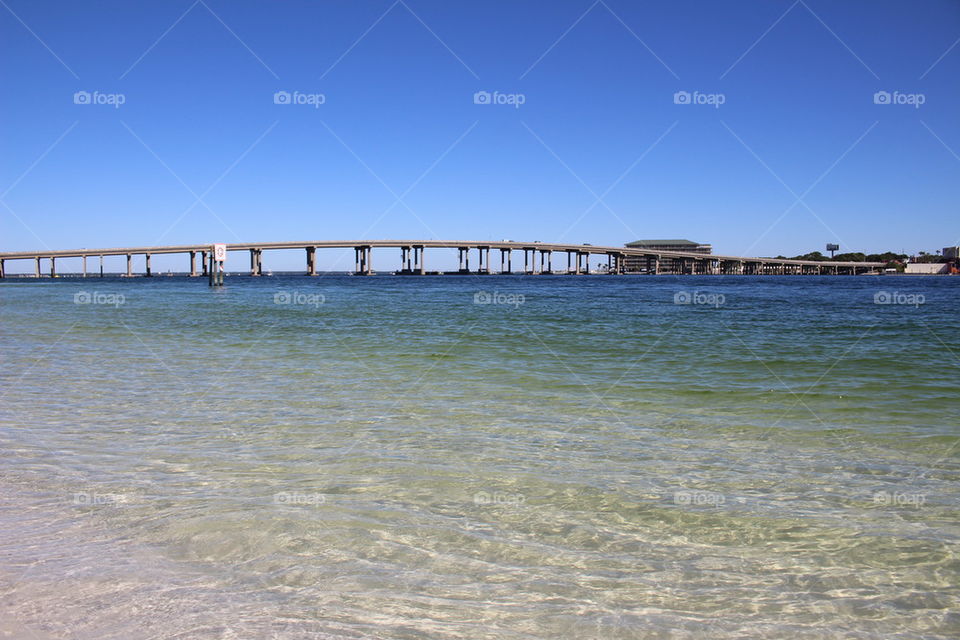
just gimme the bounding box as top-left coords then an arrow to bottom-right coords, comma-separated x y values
0,240 -> 885,278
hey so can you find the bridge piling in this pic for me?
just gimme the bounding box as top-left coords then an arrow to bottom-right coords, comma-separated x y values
145,253 -> 152,277
250,248 -> 262,276
306,247 -> 317,276
355,246 -> 371,275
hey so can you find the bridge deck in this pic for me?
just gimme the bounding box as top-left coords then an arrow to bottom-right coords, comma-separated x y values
0,240 -> 885,269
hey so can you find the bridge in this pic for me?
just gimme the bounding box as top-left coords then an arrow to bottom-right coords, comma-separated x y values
0,240 -> 884,278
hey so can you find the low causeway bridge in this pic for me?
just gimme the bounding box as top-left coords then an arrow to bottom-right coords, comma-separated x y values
0,240 -> 884,278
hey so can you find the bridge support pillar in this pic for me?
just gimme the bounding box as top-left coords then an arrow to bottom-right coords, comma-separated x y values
126,254 -> 132,278
99,255 -> 104,277
354,246 -> 371,275
607,253 -> 624,274
250,248 -> 262,276
81,255 -> 86,277
190,251 -> 198,276
35,256 -> 40,278
306,247 -> 317,276
145,253 -> 152,277
537,250 -> 549,274
0,259 -> 4,278
49,257 -> 56,278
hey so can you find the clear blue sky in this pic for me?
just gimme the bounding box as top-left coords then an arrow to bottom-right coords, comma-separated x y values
2,0 -> 958,272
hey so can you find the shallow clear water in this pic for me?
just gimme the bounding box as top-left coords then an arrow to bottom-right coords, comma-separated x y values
1,274 -> 958,639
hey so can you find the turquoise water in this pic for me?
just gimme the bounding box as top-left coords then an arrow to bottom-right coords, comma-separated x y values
1,275 -> 958,639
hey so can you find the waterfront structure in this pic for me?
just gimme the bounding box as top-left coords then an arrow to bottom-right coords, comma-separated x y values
623,239 -> 712,273
904,263 -> 950,274
625,239 -> 713,253
0,239 -> 883,279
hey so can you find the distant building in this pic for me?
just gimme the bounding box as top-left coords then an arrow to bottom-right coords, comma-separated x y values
943,246 -> 960,260
904,263 -> 950,274
625,239 -> 712,254
623,239 -> 712,273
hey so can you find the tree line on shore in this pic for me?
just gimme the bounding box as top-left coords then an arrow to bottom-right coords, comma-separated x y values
772,250 -> 953,266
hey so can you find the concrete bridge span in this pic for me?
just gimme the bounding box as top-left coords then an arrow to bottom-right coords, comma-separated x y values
0,240 -> 885,278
